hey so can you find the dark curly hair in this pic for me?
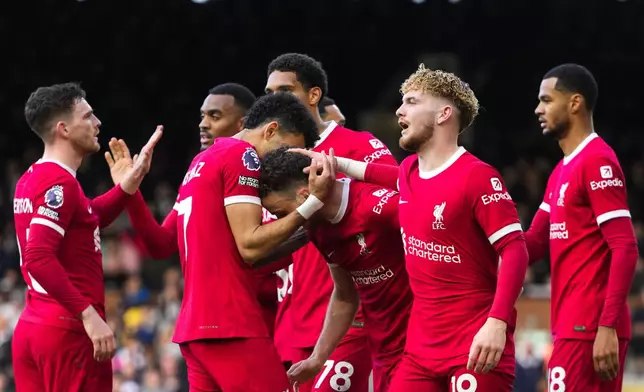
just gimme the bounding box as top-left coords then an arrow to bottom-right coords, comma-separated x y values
267,53 -> 328,101
244,92 -> 319,149
25,82 -> 86,140
208,83 -> 257,112
259,147 -> 312,198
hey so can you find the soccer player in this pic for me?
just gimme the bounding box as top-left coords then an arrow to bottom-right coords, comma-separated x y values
198,82 -> 257,150
265,52 -> 398,392
294,65 -> 530,391
526,64 -> 638,391
319,96 -> 346,126
116,82 -> 257,259
260,148 -> 413,392
12,82 -> 162,392
122,92 -> 328,392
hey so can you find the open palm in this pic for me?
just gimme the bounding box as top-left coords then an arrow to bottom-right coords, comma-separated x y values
105,138 -> 134,185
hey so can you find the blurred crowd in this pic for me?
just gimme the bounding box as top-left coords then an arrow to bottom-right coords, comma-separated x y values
0,130 -> 643,392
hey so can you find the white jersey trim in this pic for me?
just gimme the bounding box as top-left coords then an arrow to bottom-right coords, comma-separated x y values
173,202 -> 179,211
596,209 -> 631,225
418,147 -> 467,179
539,202 -> 550,213
37,159 -> 77,177
563,133 -> 598,165
488,223 -> 522,245
329,179 -> 351,224
30,217 -> 65,236
223,195 -> 261,206
313,121 -> 338,148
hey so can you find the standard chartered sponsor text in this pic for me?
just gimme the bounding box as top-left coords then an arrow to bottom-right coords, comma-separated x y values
407,235 -> 461,263
351,265 -> 394,284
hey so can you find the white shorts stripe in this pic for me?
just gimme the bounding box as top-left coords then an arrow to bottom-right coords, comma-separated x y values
539,202 -> 550,213
596,209 -> 631,225
488,223 -> 523,245
224,195 -> 261,207
30,217 -> 65,236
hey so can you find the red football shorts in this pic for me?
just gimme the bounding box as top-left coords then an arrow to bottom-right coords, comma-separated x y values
389,352 -> 515,392
371,355 -> 401,392
547,338 -> 629,392
12,319 -> 112,392
180,337 -> 293,392
292,329 -> 372,392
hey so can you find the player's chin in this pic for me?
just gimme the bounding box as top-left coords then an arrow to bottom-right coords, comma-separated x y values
398,135 -> 417,153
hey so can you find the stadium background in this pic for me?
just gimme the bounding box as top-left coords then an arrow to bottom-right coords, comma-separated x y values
1,0 -> 643,390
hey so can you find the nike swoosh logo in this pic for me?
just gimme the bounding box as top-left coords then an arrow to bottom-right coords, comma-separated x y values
399,200 -> 408,204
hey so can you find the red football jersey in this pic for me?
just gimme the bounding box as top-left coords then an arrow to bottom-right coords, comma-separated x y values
398,148 -> 522,362
289,121 -> 399,348
172,137 -> 268,343
309,179 -> 412,364
14,160 -> 104,332
540,133 -> 631,340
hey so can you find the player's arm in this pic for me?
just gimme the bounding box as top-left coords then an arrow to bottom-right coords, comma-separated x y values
89,185 -> 133,228
524,176 -> 555,264
94,128 -> 164,228
582,158 -> 638,329
289,148 -> 400,189
252,226 -> 309,270
470,166 -> 529,325
309,264 -> 360,365
227,147 -> 334,264
22,178 -> 92,317
125,191 -> 178,259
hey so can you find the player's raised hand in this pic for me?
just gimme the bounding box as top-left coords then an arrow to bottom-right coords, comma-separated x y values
130,125 -> 164,177
593,326 -> 619,380
119,126 -> 164,194
105,137 -> 134,185
287,357 -> 324,386
467,317 -> 506,374
307,151 -> 336,201
81,305 -> 116,362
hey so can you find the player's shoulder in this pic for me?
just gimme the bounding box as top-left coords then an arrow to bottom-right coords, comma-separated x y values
584,136 -> 620,164
22,161 -> 79,190
400,154 -> 419,172
459,151 -> 501,178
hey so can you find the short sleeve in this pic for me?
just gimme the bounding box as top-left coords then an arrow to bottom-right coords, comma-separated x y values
361,186 -> 400,229
581,155 -> 631,225
30,175 -> 80,237
470,164 -> 522,245
221,144 -> 262,207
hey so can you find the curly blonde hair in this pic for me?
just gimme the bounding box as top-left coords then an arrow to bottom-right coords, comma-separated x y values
401,64 -> 480,130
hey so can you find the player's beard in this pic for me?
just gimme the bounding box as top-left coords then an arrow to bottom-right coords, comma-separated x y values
73,132 -> 100,155
543,117 -> 571,140
399,123 -> 434,153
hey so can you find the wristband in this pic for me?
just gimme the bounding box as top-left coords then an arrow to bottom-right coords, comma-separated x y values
296,195 -> 324,219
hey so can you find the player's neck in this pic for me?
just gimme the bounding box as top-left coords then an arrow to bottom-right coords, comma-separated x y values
311,108 -> 328,134
318,180 -> 345,222
559,119 -> 595,158
41,142 -> 83,172
416,132 -> 460,173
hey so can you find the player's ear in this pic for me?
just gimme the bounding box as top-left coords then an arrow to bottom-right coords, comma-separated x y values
262,121 -> 279,141
295,187 -> 310,204
237,116 -> 247,132
436,105 -> 453,126
55,121 -> 70,139
569,94 -> 583,114
308,87 -> 322,107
